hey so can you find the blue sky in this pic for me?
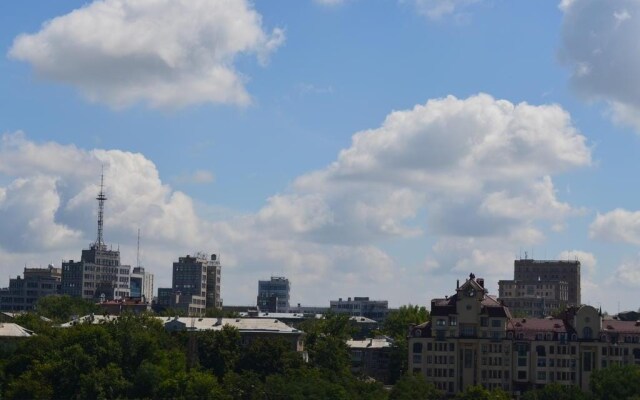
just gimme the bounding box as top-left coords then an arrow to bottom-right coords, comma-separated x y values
1,0 -> 640,312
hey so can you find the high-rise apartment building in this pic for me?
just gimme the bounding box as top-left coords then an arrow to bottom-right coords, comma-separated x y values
157,253 -> 222,316
409,273 -> 640,397
257,276 -> 290,313
61,174 -> 131,300
498,258 -> 580,317
0,265 -> 61,311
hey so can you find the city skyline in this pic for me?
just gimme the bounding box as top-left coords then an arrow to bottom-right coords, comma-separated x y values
1,1 -> 640,312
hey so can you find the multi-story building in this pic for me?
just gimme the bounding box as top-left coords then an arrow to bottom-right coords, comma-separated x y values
130,266 -> 154,303
408,273 -> 640,397
257,276 -> 290,313
62,245 -> 131,300
498,279 -> 568,318
156,253 -> 222,316
498,258 -> 579,317
347,337 -> 393,384
330,297 -> 389,322
0,265 -> 61,311
206,254 -> 222,310
61,176 -> 130,300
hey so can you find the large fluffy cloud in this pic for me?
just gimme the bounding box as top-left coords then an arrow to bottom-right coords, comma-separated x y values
559,0 -> 640,130
589,209 -> 640,245
8,0 -> 284,109
293,94 -> 589,244
0,94 -> 592,305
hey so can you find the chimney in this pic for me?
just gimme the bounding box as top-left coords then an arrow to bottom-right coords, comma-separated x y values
477,278 -> 485,288
456,279 -> 460,289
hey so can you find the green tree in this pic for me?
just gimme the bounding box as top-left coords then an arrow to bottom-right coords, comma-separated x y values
521,383 -> 589,400
35,295 -> 99,322
197,325 -> 242,378
389,373 -> 442,400
382,305 -> 430,339
237,337 -> 303,378
379,305 -> 430,383
301,313 -> 354,376
590,364 -> 640,400
222,371 -> 265,400
455,385 -> 510,400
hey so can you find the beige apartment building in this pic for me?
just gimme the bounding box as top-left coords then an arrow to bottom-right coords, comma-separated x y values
498,258 -> 578,318
409,274 -> 640,397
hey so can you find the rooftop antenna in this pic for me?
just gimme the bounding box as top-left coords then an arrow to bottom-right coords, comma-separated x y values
136,228 -> 141,268
95,166 -> 107,249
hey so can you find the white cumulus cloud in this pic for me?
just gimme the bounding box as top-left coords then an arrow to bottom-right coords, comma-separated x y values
408,0 -> 482,20
8,0 -> 284,109
559,0 -> 640,131
589,209 -> 640,245
0,93 -> 592,305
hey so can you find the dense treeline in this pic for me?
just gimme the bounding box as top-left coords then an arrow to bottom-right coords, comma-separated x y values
1,297 -> 639,399
1,312 -> 391,400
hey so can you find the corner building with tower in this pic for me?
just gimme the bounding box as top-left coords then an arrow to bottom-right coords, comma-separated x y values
409,273 -> 640,397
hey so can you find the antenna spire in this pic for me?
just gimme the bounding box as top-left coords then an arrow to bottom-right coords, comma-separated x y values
95,167 -> 107,248
136,228 -> 141,268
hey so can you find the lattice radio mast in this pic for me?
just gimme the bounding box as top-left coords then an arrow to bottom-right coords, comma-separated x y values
95,169 -> 107,249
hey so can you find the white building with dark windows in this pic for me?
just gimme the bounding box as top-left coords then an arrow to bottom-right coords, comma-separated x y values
330,297 -> 389,322
257,276 -> 290,313
130,266 -> 154,303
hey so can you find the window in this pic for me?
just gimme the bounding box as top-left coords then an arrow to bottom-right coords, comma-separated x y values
436,319 -> 446,326
491,319 -> 501,328
450,316 -> 457,326
413,343 -> 423,353
464,349 -> 473,368
583,352 -> 592,372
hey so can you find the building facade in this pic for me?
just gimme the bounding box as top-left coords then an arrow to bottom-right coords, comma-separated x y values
408,274 -> 640,397
498,279 -> 568,318
347,337 -> 393,383
130,266 -> 154,303
156,253 -> 222,316
0,265 -> 61,311
330,297 -> 389,322
62,245 -> 131,300
257,276 -> 290,313
498,258 -> 579,317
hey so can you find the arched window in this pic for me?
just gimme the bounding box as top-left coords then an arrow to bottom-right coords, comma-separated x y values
582,327 -> 593,339
413,342 -> 423,353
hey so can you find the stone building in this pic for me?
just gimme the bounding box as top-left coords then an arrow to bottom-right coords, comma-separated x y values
498,258 -> 579,317
408,273 -> 640,397
0,265 -> 61,311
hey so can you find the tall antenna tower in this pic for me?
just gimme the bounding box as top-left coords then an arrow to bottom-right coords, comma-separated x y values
136,228 -> 141,268
95,169 -> 107,248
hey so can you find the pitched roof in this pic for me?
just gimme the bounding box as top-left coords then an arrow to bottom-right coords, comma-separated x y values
0,323 -> 34,338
